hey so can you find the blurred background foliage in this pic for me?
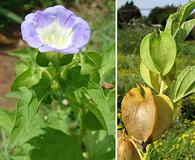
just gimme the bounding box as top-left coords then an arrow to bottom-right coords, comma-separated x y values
118,1 -> 195,159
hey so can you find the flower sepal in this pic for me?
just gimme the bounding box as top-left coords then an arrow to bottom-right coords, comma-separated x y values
36,51 -> 73,67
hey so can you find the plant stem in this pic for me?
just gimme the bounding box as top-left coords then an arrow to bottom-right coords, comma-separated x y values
159,80 -> 165,94
142,144 -> 152,160
78,106 -> 86,145
129,139 -> 143,159
40,67 -> 53,80
52,52 -> 61,73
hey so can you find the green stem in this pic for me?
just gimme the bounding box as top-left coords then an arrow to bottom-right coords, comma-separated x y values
49,52 -> 61,68
78,107 -> 86,145
60,59 -> 79,78
52,53 -> 86,144
52,52 -> 61,73
56,80 -> 85,145
159,80 -> 165,94
142,144 -> 152,160
40,67 -> 53,80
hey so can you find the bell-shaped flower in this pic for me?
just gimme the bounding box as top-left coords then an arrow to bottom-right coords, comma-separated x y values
21,5 -> 91,54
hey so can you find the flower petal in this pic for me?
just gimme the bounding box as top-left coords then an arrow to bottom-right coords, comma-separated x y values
60,45 -> 79,54
21,20 -> 43,48
33,11 -> 53,28
38,45 -> 55,52
71,17 -> 91,49
52,5 -> 74,24
59,15 -> 91,49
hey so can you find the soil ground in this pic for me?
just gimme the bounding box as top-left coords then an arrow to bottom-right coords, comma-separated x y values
0,21 -> 22,109
0,54 -> 17,109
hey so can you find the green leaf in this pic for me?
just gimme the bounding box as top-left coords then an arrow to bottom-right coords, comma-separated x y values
83,111 -> 103,130
8,48 -> 36,59
105,89 -> 115,112
140,30 -> 176,76
83,130 -> 115,160
36,52 -> 50,67
28,128 -> 83,160
60,54 -> 74,66
172,65 -> 195,102
82,51 -> 102,69
9,87 -> 45,146
10,143 -> 32,160
102,69 -> 115,84
58,66 -> 90,110
32,79 -> 52,100
57,69 -> 91,140
59,57 -> 115,134
140,61 -> 161,91
165,1 -> 195,35
79,95 -> 106,131
175,19 -> 195,49
140,61 -> 168,92
11,68 -> 42,91
80,82 -> 115,135
99,44 -> 115,82
79,53 -> 100,83
8,87 -> 33,145
0,108 -> 14,133
13,116 -> 46,147
11,156 -> 30,160
60,66 -> 89,94
15,61 -> 30,76
44,107 -> 71,134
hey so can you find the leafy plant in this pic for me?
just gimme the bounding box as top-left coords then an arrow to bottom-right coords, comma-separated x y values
0,4 -> 115,160
118,1 -> 195,159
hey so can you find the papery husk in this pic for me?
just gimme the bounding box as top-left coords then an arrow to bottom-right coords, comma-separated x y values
121,85 -> 174,148
117,131 -> 140,160
150,94 -> 173,141
121,85 -> 157,144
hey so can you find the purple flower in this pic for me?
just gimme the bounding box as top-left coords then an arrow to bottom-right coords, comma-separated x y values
21,5 -> 91,54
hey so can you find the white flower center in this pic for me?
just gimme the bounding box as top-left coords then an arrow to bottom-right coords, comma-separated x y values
37,20 -> 73,49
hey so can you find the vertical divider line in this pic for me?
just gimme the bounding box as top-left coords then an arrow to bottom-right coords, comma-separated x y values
115,0 -> 118,159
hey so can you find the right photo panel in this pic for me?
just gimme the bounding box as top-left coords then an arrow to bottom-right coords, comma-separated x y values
117,0 -> 195,159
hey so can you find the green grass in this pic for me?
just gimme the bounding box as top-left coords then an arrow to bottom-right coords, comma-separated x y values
148,118 -> 195,160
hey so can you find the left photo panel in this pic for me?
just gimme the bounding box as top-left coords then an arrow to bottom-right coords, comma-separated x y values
0,0 -> 115,160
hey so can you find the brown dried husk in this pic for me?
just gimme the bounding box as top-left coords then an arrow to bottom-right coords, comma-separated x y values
117,131 -> 140,160
121,85 -> 157,144
121,85 -> 174,149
